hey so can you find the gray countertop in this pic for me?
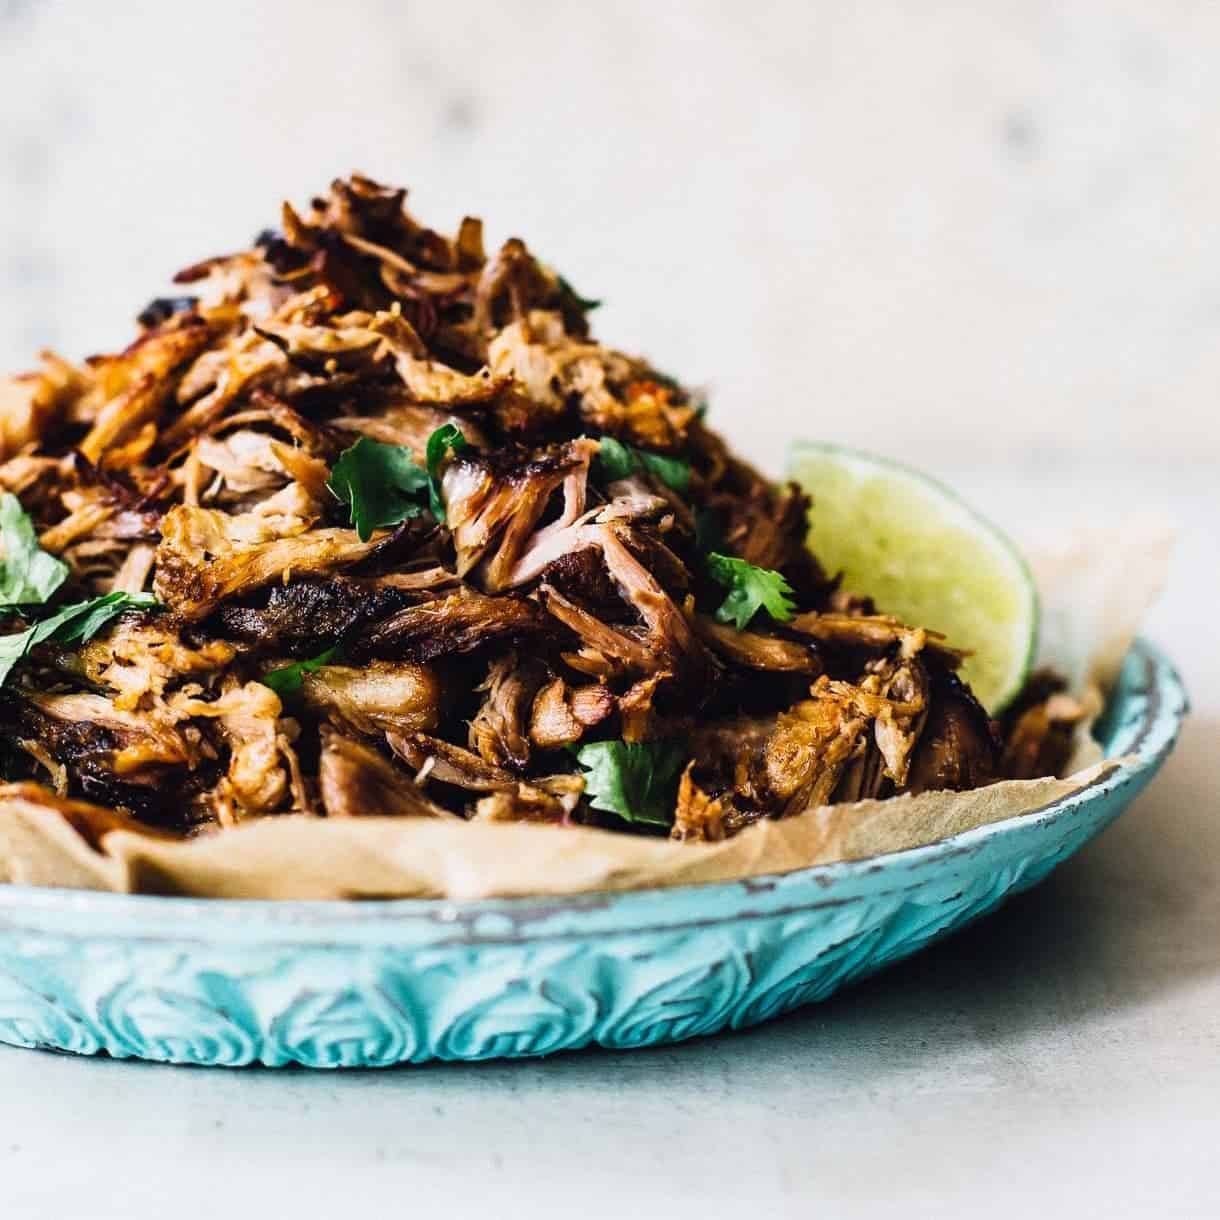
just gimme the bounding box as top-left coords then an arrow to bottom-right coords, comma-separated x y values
0,469 -> 1214,1218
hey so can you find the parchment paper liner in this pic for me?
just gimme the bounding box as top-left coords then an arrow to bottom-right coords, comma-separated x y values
0,527 -> 1169,900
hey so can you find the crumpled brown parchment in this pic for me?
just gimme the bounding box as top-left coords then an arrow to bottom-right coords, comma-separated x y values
0,528 -> 1170,900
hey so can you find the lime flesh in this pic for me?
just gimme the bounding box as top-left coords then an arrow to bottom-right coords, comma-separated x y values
787,442 -> 1038,714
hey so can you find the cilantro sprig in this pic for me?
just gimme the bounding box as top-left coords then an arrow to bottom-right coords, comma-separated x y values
424,424 -> 469,523
0,493 -> 69,608
573,739 -> 688,829
261,644 -> 342,698
705,552 -> 796,631
596,437 -> 690,494
0,592 -> 160,686
326,437 -> 429,542
0,496 -> 157,686
326,426 -> 471,539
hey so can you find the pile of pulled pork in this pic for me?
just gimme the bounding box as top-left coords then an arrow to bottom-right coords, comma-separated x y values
0,175 -> 1079,842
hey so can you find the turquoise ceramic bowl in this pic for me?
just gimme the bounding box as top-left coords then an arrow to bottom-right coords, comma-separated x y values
0,639 -> 1185,1067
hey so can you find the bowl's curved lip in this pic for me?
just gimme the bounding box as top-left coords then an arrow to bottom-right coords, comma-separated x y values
0,638 -> 1187,942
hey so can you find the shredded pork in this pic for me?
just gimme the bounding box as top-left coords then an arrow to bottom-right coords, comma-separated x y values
0,173 -> 1069,840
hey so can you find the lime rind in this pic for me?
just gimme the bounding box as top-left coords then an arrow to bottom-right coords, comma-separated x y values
787,441 -> 1039,714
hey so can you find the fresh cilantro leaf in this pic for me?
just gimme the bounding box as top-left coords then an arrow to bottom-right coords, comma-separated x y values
573,739 -> 689,828
47,591 -> 159,646
596,437 -> 691,494
556,274 -> 602,312
705,552 -> 796,630
637,451 -> 691,494
0,493 -> 69,608
261,644 -> 342,698
425,424 -> 469,524
327,437 -> 428,542
0,632 -> 29,687
0,592 -> 160,686
596,436 -> 636,481
327,429 -> 473,535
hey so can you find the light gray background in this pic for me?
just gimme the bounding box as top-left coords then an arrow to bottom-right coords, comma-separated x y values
3,0 -> 1219,473
0,3 -> 1217,1217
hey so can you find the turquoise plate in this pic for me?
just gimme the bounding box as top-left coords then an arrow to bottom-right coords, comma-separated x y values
0,639 -> 1186,1067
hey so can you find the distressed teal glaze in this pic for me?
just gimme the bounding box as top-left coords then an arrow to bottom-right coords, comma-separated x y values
0,639 -> 1186,1067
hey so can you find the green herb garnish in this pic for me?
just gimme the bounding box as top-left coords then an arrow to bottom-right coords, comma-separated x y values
573,739 -> 688,828
0,493 -> 69,608
260,644 -> 342,698
637,451 -> 691,494
327,428 -> 474,537
326,436 -> 429,542
0,591 -> 160,686
424,424 -> 469,524
557,275 -> 603,312
595,436 -> 636,481
595,437 -> 690,494
705,552 -> 796,631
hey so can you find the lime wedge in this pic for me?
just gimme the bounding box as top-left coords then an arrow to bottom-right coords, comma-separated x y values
787,442 -> 1038,714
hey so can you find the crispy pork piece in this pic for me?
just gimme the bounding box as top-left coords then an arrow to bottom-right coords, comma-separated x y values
218,577 -> 415,655
999,672 -> 1086,780
442,438 -> 597,591
331,397 -> 485,454
77,320 -> 217,467
1,691 -> 206,827
864,653 -> 930,787
718,478 -> 814,579
78,621 -> 235,711
906,668 -> 1000,794
354,587 -> 553,663
755,686 -> 872,816
386,732 -> 582,823
14,691 -> 198,779
539,582 -> 657,678
171,681 -> 300,819
786,611 -> 964,667
472,239 -> 555,340
368,311 -> 509,405
692,614 -> 820,674
536,548 -> 630,622
318,728 -> 452,819
471,785 -> 568,825
488,312 -> 695,448
471,773 -> 584,824
528,675 -> 615,749
670,765 -> 727,843
301,660 -> 441,738
154,505 -> 383,621
536,521 -> 714,702
386,731 -> 520,793
0,361 -> 77,460
469,654 -> 546,770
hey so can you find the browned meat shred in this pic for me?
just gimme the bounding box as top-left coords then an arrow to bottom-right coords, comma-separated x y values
0,173 -> 1066,838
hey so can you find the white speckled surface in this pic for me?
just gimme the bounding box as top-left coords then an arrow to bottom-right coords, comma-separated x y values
1,2 -> 1218,1215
